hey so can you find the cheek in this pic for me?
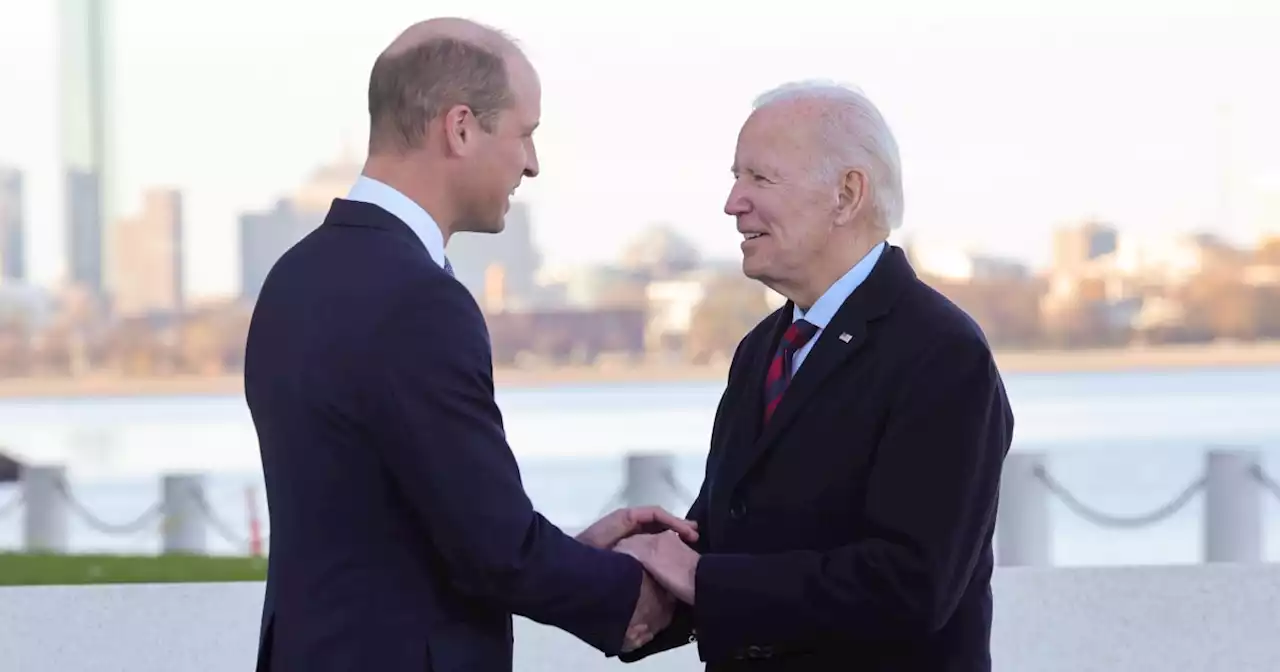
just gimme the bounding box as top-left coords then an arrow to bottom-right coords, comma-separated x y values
758,198 -> 801,243
508,141 -> 527,171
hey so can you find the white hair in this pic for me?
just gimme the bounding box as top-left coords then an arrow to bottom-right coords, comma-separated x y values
752,80 -> 904,231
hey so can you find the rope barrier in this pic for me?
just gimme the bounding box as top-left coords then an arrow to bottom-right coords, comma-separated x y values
1,457 -> 1276,555
1251,465 -> 1280,503
192,490 -> 258,551
661,467 -> 699,504
56,481 -> 163,535
1033,466 -> 1206,529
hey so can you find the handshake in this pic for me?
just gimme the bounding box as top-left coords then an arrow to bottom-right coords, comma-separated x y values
576,506 -> 702,652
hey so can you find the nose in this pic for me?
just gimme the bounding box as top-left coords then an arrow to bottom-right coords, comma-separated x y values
724,180 -> 750,217
524,140 -> 540,178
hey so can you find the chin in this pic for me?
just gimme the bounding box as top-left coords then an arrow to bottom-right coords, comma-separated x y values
741,250 -> 767,276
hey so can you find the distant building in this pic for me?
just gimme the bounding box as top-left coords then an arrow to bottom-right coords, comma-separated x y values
485,307 -> 646,366
645,275 -> 709,353
1244,176 -> 1280,243
908,244 -> 1029,282
1106,233 -> 1234,286
111,188 -> 184,317
446,201 -> 542,310
0,284 -> 58,330
239,156 -> 359,302
1052,220 -> 1117,275
556,265 -> 647,309
239,199 -> 322,302
59,0 -> 117,297
619,224 -> 702,279
0,167 -> 24,283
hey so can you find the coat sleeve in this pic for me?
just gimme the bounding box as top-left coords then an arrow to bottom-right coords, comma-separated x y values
617,333 -> 751,663
369,278 -> 644,656
615,484 -> 708,662
689,333 -> 1013,660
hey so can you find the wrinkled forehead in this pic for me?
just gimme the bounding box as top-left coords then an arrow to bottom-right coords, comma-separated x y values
504,53 -> 541,116
735,102 -> 825,172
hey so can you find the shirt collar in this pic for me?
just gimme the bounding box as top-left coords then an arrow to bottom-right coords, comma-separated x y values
346,175 -> 447,268
793,241 -> 887,328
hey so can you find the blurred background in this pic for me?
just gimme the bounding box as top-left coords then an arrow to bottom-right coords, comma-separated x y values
0,0 -> 1279,576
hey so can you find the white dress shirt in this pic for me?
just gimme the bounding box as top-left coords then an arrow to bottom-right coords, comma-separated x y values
790,241 -> 886,375
346,175 -> 448,270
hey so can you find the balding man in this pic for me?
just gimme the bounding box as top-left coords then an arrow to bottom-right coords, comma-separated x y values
244,18 -> 691,672
614,82 -> 1014,671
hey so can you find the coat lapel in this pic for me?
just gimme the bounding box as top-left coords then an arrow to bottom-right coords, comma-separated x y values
754,314 -> 870,450
719,246 -> 917,492
737,306 -> 794,443
711,306 -> 791,512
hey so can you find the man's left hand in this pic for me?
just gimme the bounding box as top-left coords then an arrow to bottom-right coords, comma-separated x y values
576,506 -> 699,550
615,530 -> 700,605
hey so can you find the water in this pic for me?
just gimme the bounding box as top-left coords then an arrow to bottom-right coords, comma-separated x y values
1,366 -> 1279,566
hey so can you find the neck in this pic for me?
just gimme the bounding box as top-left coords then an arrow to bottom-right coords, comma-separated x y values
361,154 -> 457,243
786,230 -> 885,310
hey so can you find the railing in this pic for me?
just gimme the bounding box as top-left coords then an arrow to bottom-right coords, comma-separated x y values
0,469 -> 265,556
0,453 -> 696,556
2,447 -> 1279,564
997,447 -> 1280,565
3,563 -> 1280,671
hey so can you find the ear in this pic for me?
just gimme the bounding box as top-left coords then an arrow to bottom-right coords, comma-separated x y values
835,168 -> 868,226
442,104 -> 477,157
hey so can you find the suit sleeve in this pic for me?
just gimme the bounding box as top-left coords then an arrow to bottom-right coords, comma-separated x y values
615,483 -> 707,663
370,279 -> 643,656
618,334 -> 750,663
690,334 -> 1013,659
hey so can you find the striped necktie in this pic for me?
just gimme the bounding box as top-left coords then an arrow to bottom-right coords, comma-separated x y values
763,319 -> 819,424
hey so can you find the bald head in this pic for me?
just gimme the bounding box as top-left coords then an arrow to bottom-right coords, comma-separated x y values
383,17 -> 515,57
367,17 -> 525,154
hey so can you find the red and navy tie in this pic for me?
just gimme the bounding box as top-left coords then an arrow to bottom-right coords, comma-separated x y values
763,319 -> 819,424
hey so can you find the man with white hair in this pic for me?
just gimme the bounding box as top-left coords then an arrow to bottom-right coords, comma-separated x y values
614,82 -> 1014,670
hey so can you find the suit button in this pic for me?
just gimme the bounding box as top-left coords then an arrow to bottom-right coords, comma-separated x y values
729,501 -> 747,519
745,645 -> 773,659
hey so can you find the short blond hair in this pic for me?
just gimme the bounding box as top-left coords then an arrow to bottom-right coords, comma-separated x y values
367,36 -> 513,154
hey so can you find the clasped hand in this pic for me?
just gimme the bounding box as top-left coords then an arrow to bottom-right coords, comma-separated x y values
576,506 -> 701,651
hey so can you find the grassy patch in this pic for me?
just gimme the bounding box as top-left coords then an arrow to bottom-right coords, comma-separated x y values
0,552 -> 268,586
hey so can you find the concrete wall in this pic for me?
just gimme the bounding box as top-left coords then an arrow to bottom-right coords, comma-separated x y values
2,564 -> 1278,671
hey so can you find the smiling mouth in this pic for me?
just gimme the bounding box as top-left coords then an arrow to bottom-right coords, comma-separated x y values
743,233 -> 766,240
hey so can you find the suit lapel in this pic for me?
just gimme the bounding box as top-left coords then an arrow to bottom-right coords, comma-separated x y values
712,307 -> 791,511
739,307 -> 794,443
754,314 -> 870,451
719,246 -> 917,492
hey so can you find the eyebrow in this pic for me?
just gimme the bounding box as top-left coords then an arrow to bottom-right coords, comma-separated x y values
732,164 -> 778,179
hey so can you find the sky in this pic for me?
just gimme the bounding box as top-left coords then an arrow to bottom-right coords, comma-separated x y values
1,0 -> 1279,299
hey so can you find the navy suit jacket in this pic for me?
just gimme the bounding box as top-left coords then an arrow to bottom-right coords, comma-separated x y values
621,245 -> 1014,671
244,198 -> 644,672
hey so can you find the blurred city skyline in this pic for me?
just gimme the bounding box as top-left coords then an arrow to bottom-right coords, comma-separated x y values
2,0 -> 1280,301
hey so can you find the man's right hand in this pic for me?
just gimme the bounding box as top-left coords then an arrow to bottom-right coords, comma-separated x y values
621,570 -> 675,652
577,506 -> 698,551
